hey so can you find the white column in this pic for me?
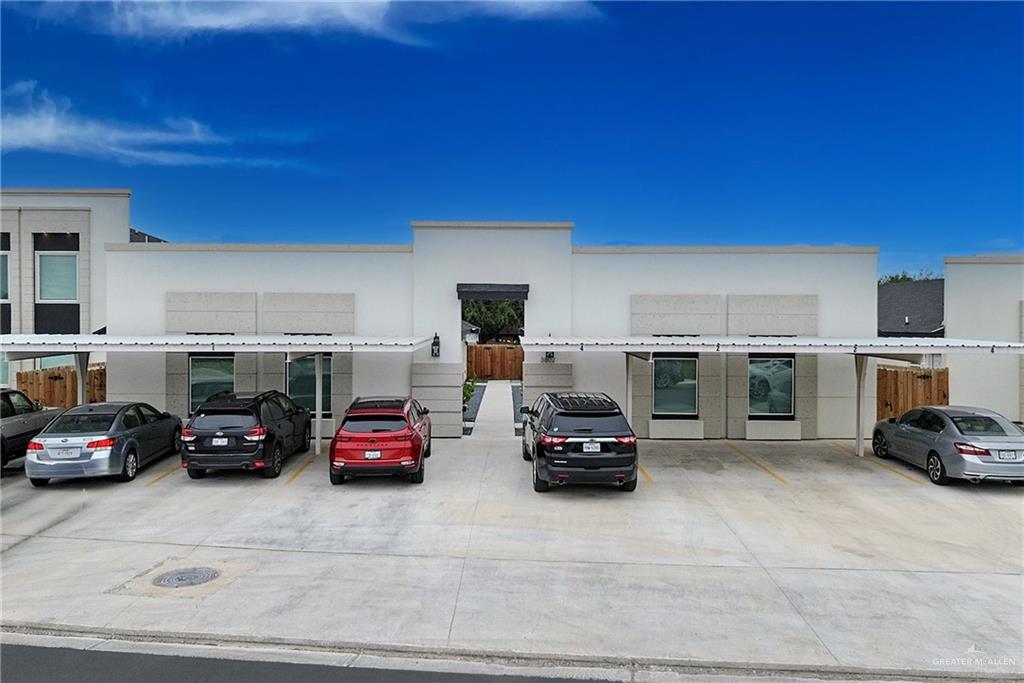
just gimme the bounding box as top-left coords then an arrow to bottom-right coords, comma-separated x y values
624,353 -> 633,428
74,352 -> 90,406
314,352 -> 323,455
854,354 -> 867,457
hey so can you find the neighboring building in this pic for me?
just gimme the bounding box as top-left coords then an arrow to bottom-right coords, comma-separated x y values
877,279 -> 945,337
944,254 -> 1024,421
101,219 -> 880,440
461,320 -> 480,344
0,189 -> 133,385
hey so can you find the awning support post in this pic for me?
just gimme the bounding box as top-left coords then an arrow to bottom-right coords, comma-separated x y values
314,352 -> 323,455
624,353 -> 633,427
74,352 -> 90,406
854,355 -> 867,457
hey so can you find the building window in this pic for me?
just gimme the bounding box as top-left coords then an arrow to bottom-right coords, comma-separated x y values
189,356 -> 234,413
748,356 -> 794,418
0,253 -> 9,302
287,355 -> 332,416
652,355 -> 698,418
39,355 -> 74,369
36,253 -> 78,303
0,353 -> 9,387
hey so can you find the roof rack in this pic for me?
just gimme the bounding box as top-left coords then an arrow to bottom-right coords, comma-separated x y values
349,396 -> 408,411
548,392 -> 619,412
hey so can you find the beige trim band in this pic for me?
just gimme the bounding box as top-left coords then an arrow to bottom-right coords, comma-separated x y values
1,188 -> 132,197
945,254 -> 1024,265
411,221 -> 574,230
105,243 -> 413,253
574,245 -> 879,255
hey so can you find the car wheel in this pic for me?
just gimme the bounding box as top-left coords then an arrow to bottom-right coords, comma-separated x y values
532,461 -> 549,492
409,459 -> 425,484
872,432 -> 890,459
116,450 -> 139,483
330,470 -> 345,485
172,428 -> 182,454
299,424 -> 311,454
262,443 -> 283,478
926,452 -> 949,486
522,442 -> 533,461
187,467 -> 206,480
620,477 -> 638,492
29,477 -> 50,488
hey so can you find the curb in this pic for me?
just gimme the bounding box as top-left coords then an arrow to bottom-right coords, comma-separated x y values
2,622 -> 1019,681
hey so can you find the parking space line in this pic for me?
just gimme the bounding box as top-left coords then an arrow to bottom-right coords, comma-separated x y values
638,464 -> 654,485
830,442 -> 923,485
285,454 -> 319,486
144,464 -> 182,487
725,441 -> 789,486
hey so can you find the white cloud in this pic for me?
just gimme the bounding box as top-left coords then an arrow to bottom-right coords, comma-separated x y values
31,1 -> 598,44
0,81 -> 291,167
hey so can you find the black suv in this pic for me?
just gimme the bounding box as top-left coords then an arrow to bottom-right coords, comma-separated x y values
520,392 -> 638,492
181,390 -> 312,479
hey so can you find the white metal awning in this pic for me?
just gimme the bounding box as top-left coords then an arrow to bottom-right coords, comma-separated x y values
0,334 -> 432,360
519,335 -> 1024,356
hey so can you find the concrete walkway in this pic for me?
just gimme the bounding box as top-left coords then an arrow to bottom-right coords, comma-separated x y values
467,380 -> 514,439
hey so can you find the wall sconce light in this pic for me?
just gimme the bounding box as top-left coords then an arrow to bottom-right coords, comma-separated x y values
431,333 -> 440,358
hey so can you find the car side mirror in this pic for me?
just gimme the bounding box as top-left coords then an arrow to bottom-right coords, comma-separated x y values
887,417 -> 897,424
33,400 -> 43,411
519,406 -> 532,415
421,408 -> 430,415
162,411 -> 172,419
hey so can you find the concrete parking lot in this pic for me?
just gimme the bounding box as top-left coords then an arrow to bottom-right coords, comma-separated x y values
1,420 -> 1021,678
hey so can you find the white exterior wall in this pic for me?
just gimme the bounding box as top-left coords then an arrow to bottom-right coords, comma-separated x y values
105,245 -> 414,412
944,256 -> 1024,421
571,249 -> 879,438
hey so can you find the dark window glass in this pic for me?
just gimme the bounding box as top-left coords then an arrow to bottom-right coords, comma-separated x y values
8,391 -> 34,415
287,356 -> 331,414
1,397 -> 13,419
48,413 -> 116,434
190,411 -> 258,430
122,408 -> 143,430
138,404 -> 162,423
551,412 -> 631,433
264,399 -> 286,421
341,415 -> 409,433
273,395 -> 296,415
899,409 -> 922,426
952,416 -> 1021,437
920,412 -> 945,433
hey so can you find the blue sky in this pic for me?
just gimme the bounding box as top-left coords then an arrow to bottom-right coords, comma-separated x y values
2,1 -> 1021,275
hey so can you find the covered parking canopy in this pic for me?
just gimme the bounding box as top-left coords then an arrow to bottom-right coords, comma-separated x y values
1,334 -> 433,453
520,335 -> 1024,455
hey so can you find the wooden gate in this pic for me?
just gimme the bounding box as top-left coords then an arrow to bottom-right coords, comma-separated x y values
876,365 -> 948,421
466,344 -> 523,380
16,365 -> 107,409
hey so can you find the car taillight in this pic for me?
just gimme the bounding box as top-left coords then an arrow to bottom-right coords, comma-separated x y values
27,441 -> 44,451
954,442 -> 990,456
244,426 -> 268,442
615,435 -> 637,445
539,434 -> 567,446
181,428 -> 196,442
87,437 -> 117,449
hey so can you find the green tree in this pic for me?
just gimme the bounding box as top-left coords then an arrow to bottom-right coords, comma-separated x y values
878,268 -> 938,286
462,299 -> 524,344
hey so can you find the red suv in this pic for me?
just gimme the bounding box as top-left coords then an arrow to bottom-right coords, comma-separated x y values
329,396 -> 431,485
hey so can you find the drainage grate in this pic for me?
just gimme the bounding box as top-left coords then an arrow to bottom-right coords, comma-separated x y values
152,567 -> 220,588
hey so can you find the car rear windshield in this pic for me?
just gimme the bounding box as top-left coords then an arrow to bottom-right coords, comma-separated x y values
551,412 -> 630,433
47,413 -> 117,434
952,416 -> 1022,437
342,415 -> 409,433
190,411 -> 258,431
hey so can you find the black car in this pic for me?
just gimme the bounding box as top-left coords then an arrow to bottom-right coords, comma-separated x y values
181,390 -> 312,479
520,392 -> 638,492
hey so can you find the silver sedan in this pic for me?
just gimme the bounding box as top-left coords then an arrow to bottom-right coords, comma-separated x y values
872,406 -> 1024,485
25,402 -> 182,487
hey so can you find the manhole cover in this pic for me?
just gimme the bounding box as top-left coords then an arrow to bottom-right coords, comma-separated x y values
152,567 -> 220,588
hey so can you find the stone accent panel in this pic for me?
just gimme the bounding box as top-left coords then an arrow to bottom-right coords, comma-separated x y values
261,292 -> 354,334
413,362 -> 462,438
630,295 -> 725,335
727,294 -> 818,335
523,362 -> 573,409
165,292 -> 257,333
628,357 -> 652,438
726,354 -> 748,439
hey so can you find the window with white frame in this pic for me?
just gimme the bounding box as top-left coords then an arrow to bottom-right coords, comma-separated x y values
36,252 -> 78,303
0,252 -> 9,302
748,356 -> 795,418
652,355 -> 699,418
287,355 -> 332,416
189,356 -> 235,413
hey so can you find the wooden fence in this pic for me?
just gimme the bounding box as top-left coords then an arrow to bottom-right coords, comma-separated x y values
16,364 -> 107,409
466,344 -> 523,380
876,365 -> 948,421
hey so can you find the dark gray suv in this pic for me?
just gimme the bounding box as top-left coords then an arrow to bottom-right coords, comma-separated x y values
1,388 -> 63,466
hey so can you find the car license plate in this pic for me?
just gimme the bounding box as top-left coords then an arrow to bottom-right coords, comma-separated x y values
997,450 -> 1019,461
51,447 -> 79,459
365,450 -> 382,460
583,442 -> 601,453
212,437 -> 228,446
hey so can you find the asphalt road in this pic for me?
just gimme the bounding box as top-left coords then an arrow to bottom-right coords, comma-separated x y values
0,645 -> 593,683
